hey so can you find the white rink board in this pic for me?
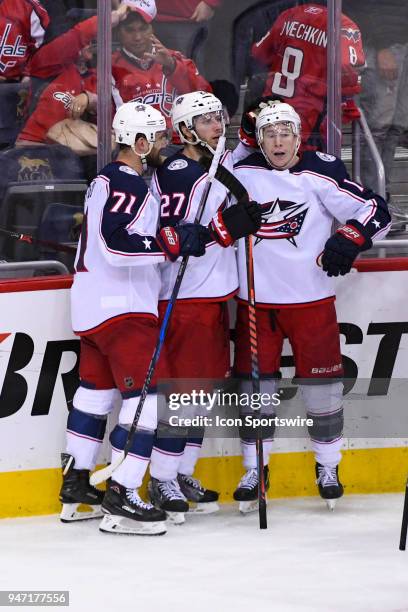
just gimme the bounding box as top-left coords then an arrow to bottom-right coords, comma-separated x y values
0,269 -> 407,472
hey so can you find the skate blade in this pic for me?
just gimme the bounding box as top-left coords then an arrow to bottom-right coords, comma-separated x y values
165,511 -> 186,525
188,501 -> 219,515
60,503 -> 103,522
99,514 -> 167,535
238,500 -> 259,515
326,499 -> 337,511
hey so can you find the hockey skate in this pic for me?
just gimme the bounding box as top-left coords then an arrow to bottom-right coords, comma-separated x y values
100,480 -> 167,535
315,463 -> 344,511
233,466 -> 270,514
177,474 -> 219,514
59,454 -> 104,522
148,477 -> 189,524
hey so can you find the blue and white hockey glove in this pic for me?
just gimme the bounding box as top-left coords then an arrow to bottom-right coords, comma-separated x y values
158,223 -> 209,261
321,219 -> 372,277
209,200 -> 262,247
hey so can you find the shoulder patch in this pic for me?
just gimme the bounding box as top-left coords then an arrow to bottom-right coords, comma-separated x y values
168,159 -> 188,171
316,152 -> 336,162
119,165 -> 138,175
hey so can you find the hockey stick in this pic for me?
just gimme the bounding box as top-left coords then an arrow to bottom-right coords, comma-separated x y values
245,234 -> 267,530
399,476 -> 408,550
90,136 -> 226,486
199,156 -> 267,529
198,156 -> 249,202
0,226 -> 77,254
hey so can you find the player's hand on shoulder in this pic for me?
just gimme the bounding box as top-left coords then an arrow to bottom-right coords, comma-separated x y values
320,219 -> 372,277
209,199 -> 262,247
158,223 -> 210,261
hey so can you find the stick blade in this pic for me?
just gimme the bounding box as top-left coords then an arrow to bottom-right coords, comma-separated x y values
89,453 -> 124,485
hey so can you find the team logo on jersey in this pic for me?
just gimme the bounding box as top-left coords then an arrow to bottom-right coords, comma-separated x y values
0,23 -> 27,73
316,152 -> 336,162
124,376 -> 134,389
341,28 -> 361,43
130,88 -> 174,117
255,199 -> 308,246
53,91 -> 74,109
168,159 -> 188,171
304,6 -> 323,14
119,165 -> 137,175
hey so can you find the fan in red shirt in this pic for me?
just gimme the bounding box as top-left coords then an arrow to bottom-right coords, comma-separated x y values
17,51 -> 96,145
0,0 -> 49,82
25,0 -> 212,140
112,2 -> 212,136
251,3 -> 365,149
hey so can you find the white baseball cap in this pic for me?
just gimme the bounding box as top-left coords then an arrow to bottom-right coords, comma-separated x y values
122,0 -> 157,23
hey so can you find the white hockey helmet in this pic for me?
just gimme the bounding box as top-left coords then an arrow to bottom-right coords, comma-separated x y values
256,102 -> 301,144
112,102 -> 166,150
171,91 -> 225,153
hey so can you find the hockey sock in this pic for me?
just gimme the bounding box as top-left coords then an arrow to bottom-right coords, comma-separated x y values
150,423 -> 187,481
241,438 -> 273,470
109,424 -> 155,489
66,408 -> 107,471
311,438 -> 343,468
300,382 -> 344,467
178,434 -> 204,477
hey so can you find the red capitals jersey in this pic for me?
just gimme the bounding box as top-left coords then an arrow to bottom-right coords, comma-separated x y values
111,48 -> 211,132
18,64 -> 96,143
0,0 -> 49,81
252,4 -> 365,147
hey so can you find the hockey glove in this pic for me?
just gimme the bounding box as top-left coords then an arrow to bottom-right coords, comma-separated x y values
239,96 -> 283,148
209,200 -> 262,247
321,219 -> 372,277
158,223 -> 209,261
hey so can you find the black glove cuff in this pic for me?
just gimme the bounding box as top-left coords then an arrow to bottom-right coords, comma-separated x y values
345,219 -> 373,251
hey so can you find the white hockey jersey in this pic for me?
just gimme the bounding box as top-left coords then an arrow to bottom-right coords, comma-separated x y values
234,151 -> 391,307
151,149 -> 239,301
71,161 -> 165,333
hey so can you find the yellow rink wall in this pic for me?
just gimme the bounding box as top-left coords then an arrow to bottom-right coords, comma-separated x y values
1,447 -> 407,519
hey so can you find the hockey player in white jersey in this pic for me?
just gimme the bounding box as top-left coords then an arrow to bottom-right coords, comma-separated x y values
147,91 -> 263,522
59,102 -> 211,535
232,101 -> 391,511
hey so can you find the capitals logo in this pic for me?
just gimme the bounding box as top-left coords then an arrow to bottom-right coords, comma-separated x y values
255,199 -> 308,246
341,28 -> 361,43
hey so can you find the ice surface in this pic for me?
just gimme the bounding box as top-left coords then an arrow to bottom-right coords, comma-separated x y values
1,494 -> 407,612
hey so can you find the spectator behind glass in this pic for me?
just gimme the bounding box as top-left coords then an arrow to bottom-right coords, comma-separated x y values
249,3 -> 365,151
0,0 -> 50,147
15,44 -> 97,149
153,0 -> 221,76
0,0 -> 50,83
15,4 -> 129,150
111,1 -> 212,143
343,0 -> 408,227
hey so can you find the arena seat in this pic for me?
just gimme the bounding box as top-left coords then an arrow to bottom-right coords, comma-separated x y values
0,144 -> 87,266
